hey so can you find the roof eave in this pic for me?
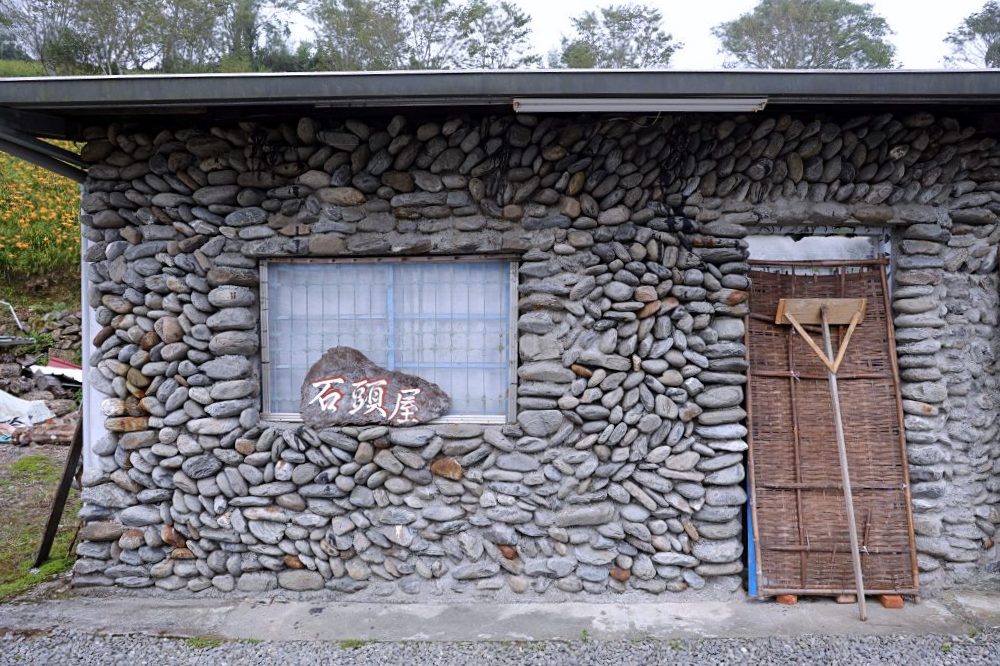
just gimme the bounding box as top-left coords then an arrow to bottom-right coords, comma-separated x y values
2,70 -> 1000,114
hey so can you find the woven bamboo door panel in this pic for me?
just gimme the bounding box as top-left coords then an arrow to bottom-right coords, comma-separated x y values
747,262 -> 919,596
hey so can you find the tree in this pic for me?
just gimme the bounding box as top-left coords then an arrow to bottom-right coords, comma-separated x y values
217,0 -> 301,71
73,0 -> 159,74
945,1 -> 1000,68
713,0 -> 895,69
0,19 -> 31,60
553,3 -> 680,69
404,0 -> 464,69
460,0 -> 538,69
310,0 -> 539,70
148,0 -> 227,73
257,39 -> 320,72
310,0 -> 409,70
0,0 -> 81,74
0,0 -> 213,74
0,0 -> 309,73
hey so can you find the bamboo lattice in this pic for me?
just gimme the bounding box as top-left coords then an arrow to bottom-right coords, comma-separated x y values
747,262 -> 919,596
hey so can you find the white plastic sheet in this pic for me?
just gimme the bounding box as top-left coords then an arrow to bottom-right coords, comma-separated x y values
0,388 -> 54,425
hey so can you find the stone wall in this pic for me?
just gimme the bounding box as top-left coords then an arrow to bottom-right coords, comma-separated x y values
41,309 -> 84,359
74,107 -> 999,596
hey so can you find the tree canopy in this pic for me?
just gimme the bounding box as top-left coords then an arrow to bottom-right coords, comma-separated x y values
553,3 -> 680,69
309,0 -> 538,70
945,1 -> 1000,68
0,0 -> 301,73
0,22 -> 31,61
456,0 -> 538,69
713,0 -> 896,69
309,0 -> 407,70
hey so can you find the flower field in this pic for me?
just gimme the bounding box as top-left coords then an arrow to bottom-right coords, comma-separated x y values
0,147 -> 81,283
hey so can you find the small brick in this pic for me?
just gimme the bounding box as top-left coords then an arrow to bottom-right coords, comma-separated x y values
879,595 -> 904,609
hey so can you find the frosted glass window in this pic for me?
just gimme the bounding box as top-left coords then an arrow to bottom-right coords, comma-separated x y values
264,259 -> 513,418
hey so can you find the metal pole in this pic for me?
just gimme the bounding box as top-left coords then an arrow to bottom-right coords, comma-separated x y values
821,306 -> 867,621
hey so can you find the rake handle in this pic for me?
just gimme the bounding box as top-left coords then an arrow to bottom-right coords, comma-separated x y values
821,306 -> 868,621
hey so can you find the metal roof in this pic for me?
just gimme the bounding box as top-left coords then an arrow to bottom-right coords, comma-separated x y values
2,69 -> 1000,118
2,69 -> 1000,182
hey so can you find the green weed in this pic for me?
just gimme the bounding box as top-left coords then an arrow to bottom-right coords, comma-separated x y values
185,636 -> 226,649
8,332 -> 55,361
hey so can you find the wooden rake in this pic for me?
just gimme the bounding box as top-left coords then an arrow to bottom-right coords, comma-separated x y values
775,297 -> 869,621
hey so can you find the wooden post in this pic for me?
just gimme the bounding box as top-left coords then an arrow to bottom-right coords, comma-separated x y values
34,416 -> 83,568
821,305 -> 868,622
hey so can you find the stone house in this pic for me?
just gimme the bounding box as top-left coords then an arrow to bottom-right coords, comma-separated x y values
0,70 -> 996,598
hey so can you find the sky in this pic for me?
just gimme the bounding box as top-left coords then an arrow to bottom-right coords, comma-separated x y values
507,0 -> 988,68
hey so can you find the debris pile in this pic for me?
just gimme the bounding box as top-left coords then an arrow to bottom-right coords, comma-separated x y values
0,352 -> 81,446
0,302 -> 83,446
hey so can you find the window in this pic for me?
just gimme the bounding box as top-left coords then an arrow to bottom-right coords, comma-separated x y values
261,257 -> 517,422
746,230 -> 892,283
746,234 -> 888,262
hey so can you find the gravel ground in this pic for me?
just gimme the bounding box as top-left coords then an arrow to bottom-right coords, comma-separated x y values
0,628 -> 997,665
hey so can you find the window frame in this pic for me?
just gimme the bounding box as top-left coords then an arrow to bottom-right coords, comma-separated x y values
259,255 -> 520,425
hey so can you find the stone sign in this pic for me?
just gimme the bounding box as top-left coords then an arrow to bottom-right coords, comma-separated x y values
299,347 -> 451,427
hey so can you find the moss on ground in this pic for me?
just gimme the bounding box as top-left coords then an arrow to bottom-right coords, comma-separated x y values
9,454 -> 63,482
184,636 -> 227,649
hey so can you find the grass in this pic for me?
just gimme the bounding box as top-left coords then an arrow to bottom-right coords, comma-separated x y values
338,639 -> 370,650
0,59 -> 47,77
0,147 -> 83,337
0,448 -> 80,601
9,454 -> 63,482
185,636 -> 226,650
0,283 -> 79,315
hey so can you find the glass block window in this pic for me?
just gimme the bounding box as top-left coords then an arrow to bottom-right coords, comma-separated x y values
262,258 -> 515,420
